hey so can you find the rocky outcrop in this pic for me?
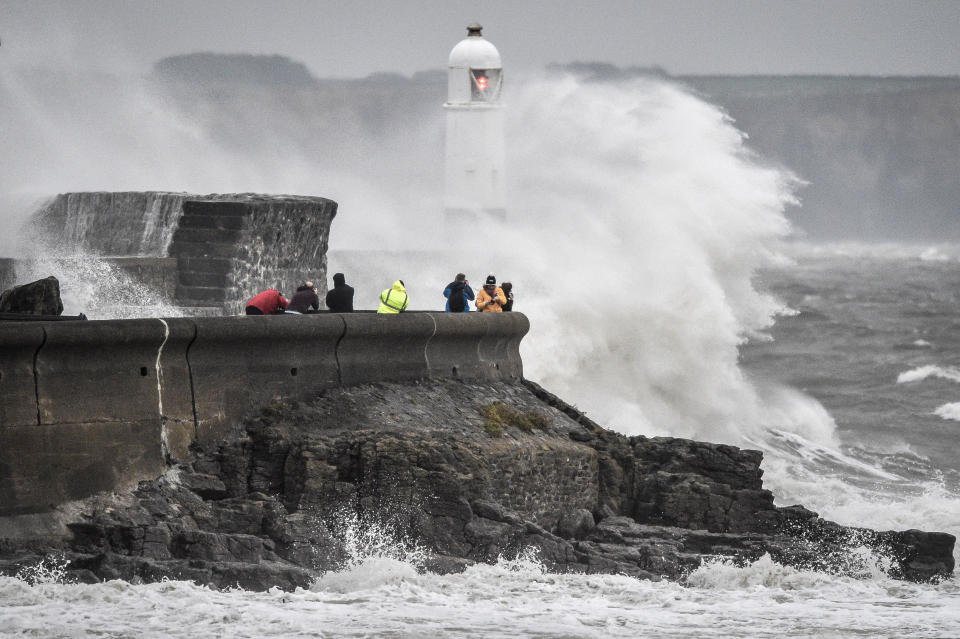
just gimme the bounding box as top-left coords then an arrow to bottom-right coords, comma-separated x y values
0,276 -> 64,316
0,379 -> 953,589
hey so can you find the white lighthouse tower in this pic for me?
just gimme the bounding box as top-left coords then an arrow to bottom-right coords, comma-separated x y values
444,23 -> 506,226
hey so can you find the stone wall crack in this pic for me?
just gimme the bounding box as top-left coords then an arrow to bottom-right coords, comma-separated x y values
184,320 -> 200,440
33,327 -> 47,426
333,314 -> 347,386
156,319 -> 171,461
424,313 -> 438,373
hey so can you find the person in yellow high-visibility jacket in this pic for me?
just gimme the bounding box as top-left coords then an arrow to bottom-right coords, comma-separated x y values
377,280 -> 410,314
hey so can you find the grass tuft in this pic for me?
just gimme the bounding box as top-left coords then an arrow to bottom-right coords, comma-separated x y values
479,402 -> 550,436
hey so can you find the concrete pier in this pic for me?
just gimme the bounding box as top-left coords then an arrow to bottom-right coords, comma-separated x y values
0,312 -> 528,515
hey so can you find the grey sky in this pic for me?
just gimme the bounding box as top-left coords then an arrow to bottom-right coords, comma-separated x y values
3,0 -> 960,77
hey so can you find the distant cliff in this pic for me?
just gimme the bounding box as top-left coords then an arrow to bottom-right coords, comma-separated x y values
679,75 -> 960,241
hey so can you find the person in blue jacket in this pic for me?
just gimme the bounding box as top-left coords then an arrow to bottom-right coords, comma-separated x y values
443,273 -> 475,312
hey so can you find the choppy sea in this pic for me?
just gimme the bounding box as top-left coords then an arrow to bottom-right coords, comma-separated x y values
3,246 -> 960,638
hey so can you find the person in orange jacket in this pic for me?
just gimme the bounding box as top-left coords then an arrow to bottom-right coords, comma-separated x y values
476,275 -> 506,312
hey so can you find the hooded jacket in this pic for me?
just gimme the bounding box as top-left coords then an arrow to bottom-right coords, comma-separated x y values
325,273 -> 355,312
377,280 -> 409,314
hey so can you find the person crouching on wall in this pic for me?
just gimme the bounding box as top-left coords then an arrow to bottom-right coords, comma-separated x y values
286,281 -> 320,314
377,280 -> 409,314
245,288 -> 289,315
476,275 -> 506,312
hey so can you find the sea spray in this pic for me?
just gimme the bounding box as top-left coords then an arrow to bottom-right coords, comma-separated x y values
13,252 -> 184,319
500,75 -> 800,445
13,554 -> 72,586
313,510 -> 426,593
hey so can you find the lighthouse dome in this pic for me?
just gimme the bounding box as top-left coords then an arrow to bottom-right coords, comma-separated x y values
448,24 -> 501,69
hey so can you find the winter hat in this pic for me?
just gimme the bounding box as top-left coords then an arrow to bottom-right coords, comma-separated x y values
485,275 -> 496,286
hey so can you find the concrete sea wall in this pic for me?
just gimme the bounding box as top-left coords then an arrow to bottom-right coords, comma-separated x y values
0,312 -> 528,516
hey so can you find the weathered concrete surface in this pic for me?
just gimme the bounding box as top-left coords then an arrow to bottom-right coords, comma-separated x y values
108,257 -> 179,300
0,276 -> 64,316
337,313 -> 436,385
0,313 -> 529,515
155,319 -> 199,462
0,259 -> 16,295
169,196 -> 338,312
0,421 -> 166,517
31,192 -> 189,256
0,323 -> 45,428
0,380 -> 952,589
36,320 -> 167,425
188,314 -> 343,445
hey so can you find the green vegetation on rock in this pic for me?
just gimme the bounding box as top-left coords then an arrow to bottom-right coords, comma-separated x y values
479,402 -> 550,437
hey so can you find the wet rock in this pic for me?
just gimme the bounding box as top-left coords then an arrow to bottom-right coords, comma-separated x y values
0,276 -> 63,315
557,509 -> 595,540
179,473 -> 228,500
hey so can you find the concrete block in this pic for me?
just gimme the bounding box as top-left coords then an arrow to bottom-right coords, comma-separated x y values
337,313 -> 435,386
424,312 -> 496,381
0,419 -> 165,516
479,312 -> 529,381
0,323 -> 46,427
156,319 -> 198,461
189,314 -> 344,444
35,319 -> 168,425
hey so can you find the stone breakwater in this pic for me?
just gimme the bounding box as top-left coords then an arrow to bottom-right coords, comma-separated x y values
0,379 -> 952,589
23,192 -> 337,313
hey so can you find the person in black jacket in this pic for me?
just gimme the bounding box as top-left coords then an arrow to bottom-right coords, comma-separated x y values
325,272 -> 354,312
501,281 -> 514,312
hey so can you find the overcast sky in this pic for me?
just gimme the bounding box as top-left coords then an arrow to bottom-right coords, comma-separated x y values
3,0 -> 960,77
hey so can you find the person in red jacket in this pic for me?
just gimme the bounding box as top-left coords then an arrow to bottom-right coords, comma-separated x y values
245,288 -> 289,315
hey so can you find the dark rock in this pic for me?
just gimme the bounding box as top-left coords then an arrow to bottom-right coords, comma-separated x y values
0,379 -> 952,590
179,473 -> 229,500
0,276 -> 63,315
557,509 -> 595,540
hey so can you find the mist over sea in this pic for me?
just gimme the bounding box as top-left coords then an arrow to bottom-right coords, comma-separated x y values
2,61 -> 960,636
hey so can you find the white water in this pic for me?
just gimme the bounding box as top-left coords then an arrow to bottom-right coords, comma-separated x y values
502,77 -> 801,448
13,253 -> 184,319
3,547 -> 959,638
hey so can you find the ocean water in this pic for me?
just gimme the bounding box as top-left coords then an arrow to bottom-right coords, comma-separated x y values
3,248 -> 960,638
4,64 -> 960,636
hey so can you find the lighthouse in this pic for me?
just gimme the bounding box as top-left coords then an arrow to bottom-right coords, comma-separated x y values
444,23 -> 506,226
